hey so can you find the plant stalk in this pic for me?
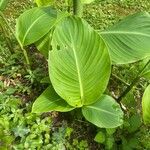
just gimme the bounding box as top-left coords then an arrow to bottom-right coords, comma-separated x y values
73,0 -> 83,17
112,73 -> 129,86
117,60 -> 150,102
0,22 -> 14,54
21,46 -> 32,71
0,11 -> 15,38
0,11 -> 31,73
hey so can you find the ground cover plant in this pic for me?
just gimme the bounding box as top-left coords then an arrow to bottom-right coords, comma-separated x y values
0,0 -> 150,149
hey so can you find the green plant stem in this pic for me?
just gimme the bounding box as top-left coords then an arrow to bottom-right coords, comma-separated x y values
73,0 -> 83,17
117,60 -> 150,102
0,11 -> 31,73
0,22 -> 14,54
0,11 -> 15,37
21,46 -> 32,72
112,73 -> 129,86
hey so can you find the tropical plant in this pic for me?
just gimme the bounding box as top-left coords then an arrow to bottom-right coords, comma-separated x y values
15,0 -> 150,132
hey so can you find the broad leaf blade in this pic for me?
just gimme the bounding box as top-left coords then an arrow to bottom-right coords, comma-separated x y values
16,7 -> 57,46
49,17 -> 111,107
82,95 -> 123,128
142,85 -> 150,124
101,12 -> 150,64
32,86 -> 74,113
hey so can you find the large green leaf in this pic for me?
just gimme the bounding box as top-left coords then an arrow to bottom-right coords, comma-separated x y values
82,95 -> 123,128
49,17 -> 111,107
32,86 -> 74,113
16,6 -> 57,46
101,12 -> 150,64
142,84 -> 150,124
0,0 -> 9,11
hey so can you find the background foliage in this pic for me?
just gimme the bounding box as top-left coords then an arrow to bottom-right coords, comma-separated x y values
0,0 -> 150,149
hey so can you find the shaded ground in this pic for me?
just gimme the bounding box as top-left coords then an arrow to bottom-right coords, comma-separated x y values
0,0 -> 150,149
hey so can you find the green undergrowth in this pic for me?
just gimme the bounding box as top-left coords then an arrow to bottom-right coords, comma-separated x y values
0,0 -> 150,149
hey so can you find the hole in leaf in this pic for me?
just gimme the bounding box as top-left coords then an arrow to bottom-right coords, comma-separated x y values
57,45 -> 60,51
50,45 -> 52,51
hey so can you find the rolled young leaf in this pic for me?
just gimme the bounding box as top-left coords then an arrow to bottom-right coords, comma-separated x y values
32,86 -> 74,113
49,16 -> 111,107
82,95 -> 123,128
101,12 -> 150,64
16,6 -> 57,46
142,84 -> 150,124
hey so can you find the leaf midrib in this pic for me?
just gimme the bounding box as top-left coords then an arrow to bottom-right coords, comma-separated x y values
22,13 -> 46,44
72,44 -> 84,104
69,28 -> 84,104
101,30 -> 150,38
86,105 -> 119,116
